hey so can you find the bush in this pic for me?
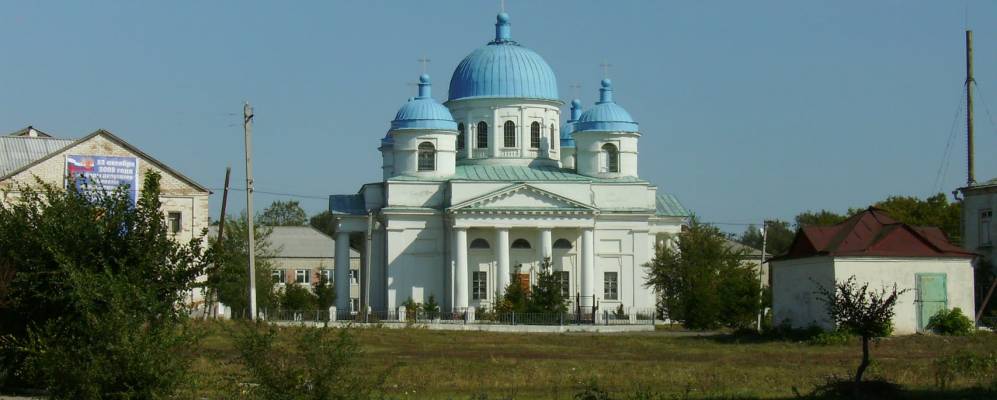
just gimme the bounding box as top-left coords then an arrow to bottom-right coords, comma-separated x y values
933,351 -> 997,389
422,294 -> 440,319
926,307 -> 975,336
279,284 -> 319,311
807,330 -> 853,346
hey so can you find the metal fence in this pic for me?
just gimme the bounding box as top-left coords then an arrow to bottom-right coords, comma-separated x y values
252,306 -> 655,326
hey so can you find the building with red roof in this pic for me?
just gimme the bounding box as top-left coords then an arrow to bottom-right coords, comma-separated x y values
770,208 -> 976,334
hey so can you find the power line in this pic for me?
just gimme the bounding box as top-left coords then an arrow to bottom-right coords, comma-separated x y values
209,187 -> 330,200
933,86 -> 966,194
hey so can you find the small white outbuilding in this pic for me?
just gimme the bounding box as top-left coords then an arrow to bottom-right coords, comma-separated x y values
771,208 -> 976,335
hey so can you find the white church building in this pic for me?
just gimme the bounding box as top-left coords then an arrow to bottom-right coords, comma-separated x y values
329,12 -> 688,314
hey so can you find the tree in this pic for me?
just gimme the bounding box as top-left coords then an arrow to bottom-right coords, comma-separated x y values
313,271 -> 336,311
422,294 -> 440,319
259,200 -> 307,226
495,265 -> 529,313
738,220 -> 794,256
279,284 -> 318,311
527,257 -> 568,313
816,276 -> 907,384
795,209 -> 849,228
205,213 -> 277,317
310,211 -> 337,238
0,172 -> 209,397
873,193 -> 961,244
644,219 -> 761,330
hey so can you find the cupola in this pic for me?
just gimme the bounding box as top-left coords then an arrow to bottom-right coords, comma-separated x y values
382,74 -> 457,180
391,74 -> 458,130
573,79 -> 641,179
574,79 -> 639,133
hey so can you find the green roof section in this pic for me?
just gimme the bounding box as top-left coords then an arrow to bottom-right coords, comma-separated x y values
656,194 -> 690,217
390,165 -> 645,183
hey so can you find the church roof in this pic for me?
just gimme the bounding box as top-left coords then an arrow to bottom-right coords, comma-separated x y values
447,13 -> 559,102
575,79 -> 639,134
329,194 -> 366,215
655,194 -> 690,217
390,74 -> 457,131
388,164 -> 644,183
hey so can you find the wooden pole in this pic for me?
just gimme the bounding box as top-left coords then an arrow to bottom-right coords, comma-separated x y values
217,167 -> 231,241
756,221 -> 768,332
244,102 -> 257,320
966,30 -> 976,186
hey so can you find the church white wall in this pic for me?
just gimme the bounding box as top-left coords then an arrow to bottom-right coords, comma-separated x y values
593,217 -> 656,310
380,145 -> 394,180
574,132 -> 639,179
383,214 -> 447,309
447,98 -> 562,165
385,182 -> 446,208
388,129 -> 456,178
592,184 -> 654,210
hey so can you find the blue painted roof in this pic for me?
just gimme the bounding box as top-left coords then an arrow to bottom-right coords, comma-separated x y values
447,13 -> 559,102
329,194 -> 366,215
391,74 -> 457,131
575,79 -> 639,133
560,99 -> 582,148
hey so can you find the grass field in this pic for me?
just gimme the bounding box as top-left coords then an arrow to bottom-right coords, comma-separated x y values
188,322 -> 997,399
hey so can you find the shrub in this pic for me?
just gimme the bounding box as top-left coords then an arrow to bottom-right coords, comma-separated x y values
926,307 -> 975,336
807,330 -> 853,346
574,379 -> 612,400
279,284 -> 319,311
422,294 -> 440,319
933,351 -> 997,389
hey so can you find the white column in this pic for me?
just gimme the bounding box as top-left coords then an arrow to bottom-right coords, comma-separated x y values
496,228 -> 510,297
581,228 -> 595,307
539,228 -> 553,263
335,231 -> 352,312
491,108 -> 500,157
454,227 -> 469,310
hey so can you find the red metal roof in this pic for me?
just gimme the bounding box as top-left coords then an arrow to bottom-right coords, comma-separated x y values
774,207 -> 975,261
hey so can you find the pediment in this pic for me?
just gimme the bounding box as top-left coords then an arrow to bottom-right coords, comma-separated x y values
449,183 -> 596,213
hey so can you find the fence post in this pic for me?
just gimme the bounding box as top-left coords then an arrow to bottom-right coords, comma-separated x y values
398,306 -> 406,322
512,312 -> 516,325
629,308 -> 637,325
329,306 -> 337,322
467,307 -> 476,324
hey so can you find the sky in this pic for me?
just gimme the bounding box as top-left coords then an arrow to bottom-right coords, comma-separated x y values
3,1 -> 997,233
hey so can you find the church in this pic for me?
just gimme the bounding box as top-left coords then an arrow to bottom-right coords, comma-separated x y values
329,12 -> 688,314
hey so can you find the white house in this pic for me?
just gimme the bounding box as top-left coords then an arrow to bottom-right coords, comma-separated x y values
770,208 -> 976,335
328,12 -> 689,314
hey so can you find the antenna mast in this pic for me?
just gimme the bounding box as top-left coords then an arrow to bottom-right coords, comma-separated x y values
966,30 -> 976,186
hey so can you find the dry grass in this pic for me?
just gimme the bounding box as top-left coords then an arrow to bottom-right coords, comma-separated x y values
186,322 -> 997,399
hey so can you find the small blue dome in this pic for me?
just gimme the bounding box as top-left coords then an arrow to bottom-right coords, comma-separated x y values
448,13 -> 559,102
560,98 -> 583,148
575,79 -> 639,133
391,75 -> 458,131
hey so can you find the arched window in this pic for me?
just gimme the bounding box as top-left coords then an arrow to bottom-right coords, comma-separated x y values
549,124 -> 556,149
601,143 -> 619,173
476,122 -> 488,149
530,122 -> 541,148
553,238 -> 573,249
503,121 -> 516,148
511,238 -> 532,249
418,142 -> 435,171
457,123 -> 465,150
469,238 -> 491,249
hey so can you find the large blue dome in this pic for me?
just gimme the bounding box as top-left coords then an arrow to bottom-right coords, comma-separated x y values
575,79 -> 639,133
448,13 -> 559,102
391,74 -> 458,131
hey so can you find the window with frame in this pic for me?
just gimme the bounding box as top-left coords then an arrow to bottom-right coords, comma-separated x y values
601,143 -> 619,173
503,121 -> 516,147
457,123 -> 465,150
553,238 -> 573,249
530,122 -> 541,148
295,269 -> 310,284
272,269 -> 286,284
472,271 -> 488,300
555,271 -> 570,298
511,238 -> 532,249
476,121 -> 488,148
981,209 -> 993,246
604,272 -> 618,300
469,238 -> 491,249
418,142 -> 435,171
168,211 -> 182,234
320,269 -> 333,283
349,269 -> 359,285
549,124 -> 556,149
351,298 -> 359,313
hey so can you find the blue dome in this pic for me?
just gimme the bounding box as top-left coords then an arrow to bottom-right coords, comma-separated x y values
575,79 -> 639,133
447,13 -> 559,102
391,75 -> 458,131
560,99 -> 583,148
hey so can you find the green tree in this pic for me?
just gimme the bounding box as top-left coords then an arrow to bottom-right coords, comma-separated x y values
527,257 -> 567,313
872,193 -> 961,244
495,265 -> 529,313
259,200 -> 307,226
644,218 -> 761,330
795,209 -> 849,228
738,220 -> 795,256
313,271 -> 336,311
278,284 -> 318,311
309,210 -> 337,238
206,213 -> 277,317
422,294 -> 440,319
0,172 -> 209,397
816,276 -> 906,384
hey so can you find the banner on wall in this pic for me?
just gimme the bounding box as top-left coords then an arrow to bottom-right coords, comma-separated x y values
65,155 -> 140,205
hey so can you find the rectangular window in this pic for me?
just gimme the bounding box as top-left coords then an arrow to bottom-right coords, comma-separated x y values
320,269 -> 333,283
351,298 -> 360,313
349,270 -> 359,285
555,271 -> 570,298
168,212 -> 182,234
982,210 -> 993,246
472,271 -> 488,300
604,272 -> 618,300
271,269 -> 286,284
295,269 -> 310,284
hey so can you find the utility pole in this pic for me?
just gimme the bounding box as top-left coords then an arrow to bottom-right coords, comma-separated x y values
966,30 -> 976,186
364,212 -> 373,322
217,167 -> 231,242
244,102 -> 258,320
756,221 -> 768,333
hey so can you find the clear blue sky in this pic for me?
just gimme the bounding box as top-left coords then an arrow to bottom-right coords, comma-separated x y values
3,1 -> 996,233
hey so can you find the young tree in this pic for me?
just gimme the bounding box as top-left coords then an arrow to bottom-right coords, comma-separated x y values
422,294 -> 440,319
816,276 -> 907,384
278,284 -> 318,311
527,257 -> 567,313
309,210 -> 337,238
495,265 -> 529,313
205,214 -> 277,317
738,220 -> 794,256
259,200 -> 307,226
644,219 -> 760,330
0,173 -> 210,397
313,271 -> 336,311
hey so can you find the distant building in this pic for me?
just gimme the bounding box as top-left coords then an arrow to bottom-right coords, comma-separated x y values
725,239 -> 768,286
958,179 -> 995,274
1,126 -> 211,303
208,226 -> 362,312
770,208 -> 975,335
